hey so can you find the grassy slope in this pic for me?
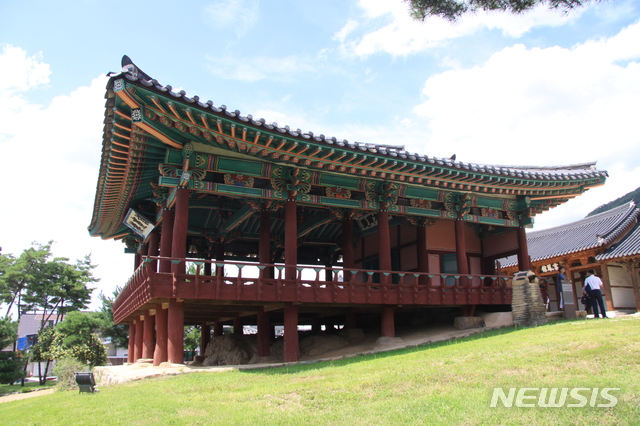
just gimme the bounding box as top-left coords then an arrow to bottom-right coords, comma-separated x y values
1,317 -> 638,425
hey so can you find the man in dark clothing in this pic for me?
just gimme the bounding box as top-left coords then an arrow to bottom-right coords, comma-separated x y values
583,269 -> 607,318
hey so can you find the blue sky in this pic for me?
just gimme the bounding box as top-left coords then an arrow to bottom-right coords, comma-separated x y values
1,0 -> 639,310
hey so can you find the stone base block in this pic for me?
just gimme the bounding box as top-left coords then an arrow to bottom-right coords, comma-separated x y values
478,312 -> 513,328
453,316 -> 485,330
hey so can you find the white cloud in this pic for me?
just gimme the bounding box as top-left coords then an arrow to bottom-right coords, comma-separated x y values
410,21 -> 640,228
0,46 -> 133,311
203,0 -> 259,37
335,0 -> 580,57
205,54 -> 317,82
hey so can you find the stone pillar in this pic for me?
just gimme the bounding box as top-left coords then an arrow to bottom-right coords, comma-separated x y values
517,227 -> 531,271
285,196 -> 298,280
127,321 -> 135,364
142,310 -> 155,359
153,303 -> 168,366
159,208 -> 175,273
171,187 -> 189,276
200,323 -> 211,356
134,317 -> 144,362
167,299 -> 184,364
381,306 -> 395,338
257,307 -> 270,357
283,303 -> 299,362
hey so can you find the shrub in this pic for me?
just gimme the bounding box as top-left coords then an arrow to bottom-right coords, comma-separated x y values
52,357 -> 86,391
0,351 -> 25,384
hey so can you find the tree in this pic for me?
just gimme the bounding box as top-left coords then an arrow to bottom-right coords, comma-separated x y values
184,325 -> 201,353
0,317 -> 18,349
0,242 -> 51,319
96,287 -> 129,350
406,0 -> 593,22
31,312 -> 108,384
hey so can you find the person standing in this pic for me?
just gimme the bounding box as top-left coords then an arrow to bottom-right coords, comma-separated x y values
583,269 -> 607,319
556,266 -> 567,310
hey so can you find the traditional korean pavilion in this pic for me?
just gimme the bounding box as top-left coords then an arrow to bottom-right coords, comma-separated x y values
89,56 -> 608,364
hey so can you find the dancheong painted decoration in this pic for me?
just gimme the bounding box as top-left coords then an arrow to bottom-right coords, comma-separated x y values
89,56 -> 607,364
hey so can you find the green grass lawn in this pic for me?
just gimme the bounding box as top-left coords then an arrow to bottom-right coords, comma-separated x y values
1,317 -> 638,425
0,380 -> 56,397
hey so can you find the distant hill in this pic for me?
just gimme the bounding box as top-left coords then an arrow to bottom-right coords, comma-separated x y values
588,186 -> 640,216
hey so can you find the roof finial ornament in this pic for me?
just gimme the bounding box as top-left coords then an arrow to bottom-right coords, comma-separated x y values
450,154 -> 456,161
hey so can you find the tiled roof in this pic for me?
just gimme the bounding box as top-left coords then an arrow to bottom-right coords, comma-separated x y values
116,56 -> 607,183
596,220 -> 640,261
502,202 -> 639,266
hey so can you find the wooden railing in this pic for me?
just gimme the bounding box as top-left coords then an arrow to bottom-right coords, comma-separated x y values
113,257 -> 513,323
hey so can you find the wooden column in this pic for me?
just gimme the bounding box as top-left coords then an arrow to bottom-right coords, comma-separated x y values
204,250 -> 212,276
455,219 -> 469,276
213,319 -> 223,337
381,306 -> 395,338
142,310 -> 155,359
159,208 -> 175,273
342,218 -> 355,269
171,187 -> 189,276
257,307 -> 270,357
216,242 -> 225,278
134,317 -> 144,362
599,263 -> 615,311
284,196 -> 298,280
167,299 -> 184,364
200,323 -> 211,356
147,229 -> 159,273
632,267 -> 640,312
417,222 -> 429,285
259,209 -> 272,279
283,303 -> 299,362
153,303 -> 168,366
345,309 -> 357,329
377,209 -> 392,287
517,227 -> 531,271
233,315 -> 243,335
127,321 -> 135,364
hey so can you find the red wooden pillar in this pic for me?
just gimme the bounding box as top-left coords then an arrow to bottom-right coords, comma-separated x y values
517,227 -> 531,271
200,323 -> 211,356
216,242 -> 225,278
233,315 -> 243,335
381,306 -> 395,338
259,209 -> 272,279
142,310 -> 155,359
377,210 -> 392,273
455,219 -> 469,276
127,321 -> 135,364
257,307 -> 270,357
159,208 -> 175,273
213,319 -> 223,337
283,303 -> 299,362
285,196 -> 298,280
171,187 -> 189,276
417,222 -> 429,284
167,299 -> 184,364
147,229 -> 159,273
204,251 -> 212,276
153,303 -> 168,366
134,317 -> 144,362
342,218 -> 355,269
345,309 -> 357,329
